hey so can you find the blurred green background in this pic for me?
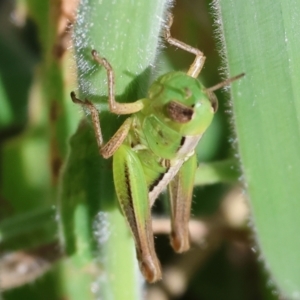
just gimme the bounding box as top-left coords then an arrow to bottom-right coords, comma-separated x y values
0,0 -> 297,299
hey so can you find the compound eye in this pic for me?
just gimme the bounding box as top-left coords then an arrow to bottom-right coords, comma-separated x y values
166,101 -> 194,123
207,91 -> 218,113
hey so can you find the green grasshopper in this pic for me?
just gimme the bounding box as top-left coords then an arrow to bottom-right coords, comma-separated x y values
71,14 -> 244,283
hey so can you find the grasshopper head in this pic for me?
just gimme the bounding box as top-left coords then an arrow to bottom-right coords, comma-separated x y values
147,71 -> 216,136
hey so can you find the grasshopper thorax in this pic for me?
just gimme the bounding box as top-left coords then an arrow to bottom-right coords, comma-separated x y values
146,71 -> 216,136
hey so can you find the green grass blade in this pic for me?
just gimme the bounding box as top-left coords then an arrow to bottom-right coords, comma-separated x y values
59,0 -> 171,299
195,159 -> 239,186
214,0 -> 300,298
0,206 -> 56,251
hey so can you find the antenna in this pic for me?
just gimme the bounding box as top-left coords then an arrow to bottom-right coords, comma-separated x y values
207,73 -> 245,92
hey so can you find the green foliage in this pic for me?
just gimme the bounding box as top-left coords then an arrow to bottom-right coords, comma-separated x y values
215,0 -> 300,298
1,0 -> 298,299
